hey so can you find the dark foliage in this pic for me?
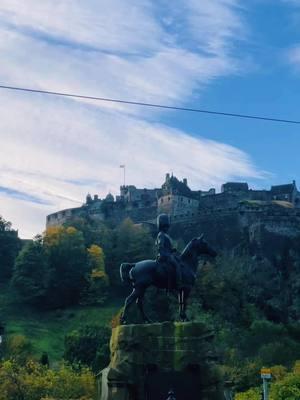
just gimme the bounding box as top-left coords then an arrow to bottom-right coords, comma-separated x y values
64,325 -> 110,372
0,216 -> 21,281
11,236 -> 49,305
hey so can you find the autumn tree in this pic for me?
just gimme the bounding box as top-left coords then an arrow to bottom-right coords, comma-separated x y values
82,245 -> 109,305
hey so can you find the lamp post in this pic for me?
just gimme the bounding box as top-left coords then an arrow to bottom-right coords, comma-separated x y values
120,165 -> 126,187
260,368 -> 271,400
0,324 -> 5,359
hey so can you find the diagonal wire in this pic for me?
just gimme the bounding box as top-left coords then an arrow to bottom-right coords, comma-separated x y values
0,84 -> 299,124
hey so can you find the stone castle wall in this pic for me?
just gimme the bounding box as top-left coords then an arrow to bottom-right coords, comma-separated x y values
46,177 -> 300,248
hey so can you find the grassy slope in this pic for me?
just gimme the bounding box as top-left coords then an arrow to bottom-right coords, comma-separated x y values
0,285 -> 122,364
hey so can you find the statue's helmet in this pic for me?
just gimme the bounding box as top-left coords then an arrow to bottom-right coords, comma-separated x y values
157,213 -> 170,230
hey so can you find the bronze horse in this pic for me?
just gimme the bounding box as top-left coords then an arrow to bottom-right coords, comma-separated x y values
120,236 -> 217,323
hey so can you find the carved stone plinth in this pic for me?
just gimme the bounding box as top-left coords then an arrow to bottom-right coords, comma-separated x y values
98,321 -> 223,400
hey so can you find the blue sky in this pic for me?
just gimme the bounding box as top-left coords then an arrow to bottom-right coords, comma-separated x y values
0,0 -> 299,237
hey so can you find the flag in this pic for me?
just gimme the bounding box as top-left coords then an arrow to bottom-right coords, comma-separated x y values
120,165 -> 125,168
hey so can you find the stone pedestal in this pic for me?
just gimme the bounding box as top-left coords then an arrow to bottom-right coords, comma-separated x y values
99,321 -> 223,400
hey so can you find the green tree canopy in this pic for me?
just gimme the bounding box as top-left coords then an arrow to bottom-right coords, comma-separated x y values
0,215 -> 21,281
105,218 -> 155,285
44,226 -> 89,308
12,236 -> 49,305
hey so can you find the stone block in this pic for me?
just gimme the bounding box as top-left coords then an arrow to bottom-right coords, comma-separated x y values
99,321 -> 223,400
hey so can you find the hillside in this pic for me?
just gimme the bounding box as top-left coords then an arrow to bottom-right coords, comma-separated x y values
0,284 -> 121,364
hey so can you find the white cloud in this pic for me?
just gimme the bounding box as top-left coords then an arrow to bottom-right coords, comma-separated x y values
0,91 -> 264,238
154,0 -> 245,55
0,0 -> 165,54
0,0 -> 263,238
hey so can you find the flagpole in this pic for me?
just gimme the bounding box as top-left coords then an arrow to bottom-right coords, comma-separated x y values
120,165 -> 126,187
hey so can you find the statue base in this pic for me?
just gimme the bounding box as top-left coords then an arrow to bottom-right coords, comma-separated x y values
98,321 -> 223,400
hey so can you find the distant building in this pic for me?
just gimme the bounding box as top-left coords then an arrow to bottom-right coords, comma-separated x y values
270,181 -> 299,204
221,182 -> 249,193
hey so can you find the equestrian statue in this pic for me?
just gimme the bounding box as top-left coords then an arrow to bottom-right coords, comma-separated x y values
120,214 -> 217,324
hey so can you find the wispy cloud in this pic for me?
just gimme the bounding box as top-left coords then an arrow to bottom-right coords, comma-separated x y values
280,0 -> 300,70
0,186 -> 50,205
287,46 -> 300,69
0,1 -> 264,237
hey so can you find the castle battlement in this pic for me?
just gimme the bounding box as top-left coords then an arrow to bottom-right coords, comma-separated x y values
46,174 -> 300,229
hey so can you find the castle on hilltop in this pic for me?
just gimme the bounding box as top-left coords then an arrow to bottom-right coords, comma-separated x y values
46,173 -> 300,231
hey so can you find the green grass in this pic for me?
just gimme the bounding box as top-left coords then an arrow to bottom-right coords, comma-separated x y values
0,285 -> 122,364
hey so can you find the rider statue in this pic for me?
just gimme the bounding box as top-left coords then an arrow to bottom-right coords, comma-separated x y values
156,213 -> 182,289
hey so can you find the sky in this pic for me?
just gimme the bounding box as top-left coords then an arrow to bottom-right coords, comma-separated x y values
0,0 -> 300,238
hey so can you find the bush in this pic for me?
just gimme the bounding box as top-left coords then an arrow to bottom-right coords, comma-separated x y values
64,325 -> 110,372
6,335 -> 33,364
270,362 -> 300,400
0,359 -> 95,400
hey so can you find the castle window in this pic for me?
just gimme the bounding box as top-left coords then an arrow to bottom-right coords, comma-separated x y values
168,196 -> 170,201
161,198 -> 163,203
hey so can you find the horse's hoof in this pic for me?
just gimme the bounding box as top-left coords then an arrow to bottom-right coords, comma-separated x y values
179,316 -> 189,322
144,319 -> 153,324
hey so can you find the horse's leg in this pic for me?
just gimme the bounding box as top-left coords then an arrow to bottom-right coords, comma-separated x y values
178,289 -> 184,321
136,288 -> 152,323
120,287 -> 140,324
180,288 -> 190,322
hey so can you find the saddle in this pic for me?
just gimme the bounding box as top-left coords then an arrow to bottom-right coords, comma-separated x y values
156,256 -> 185,291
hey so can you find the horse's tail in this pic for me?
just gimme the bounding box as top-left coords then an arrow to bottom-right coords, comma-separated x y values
120,263 -> 134,284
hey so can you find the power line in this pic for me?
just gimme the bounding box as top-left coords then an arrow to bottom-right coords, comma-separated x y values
0,84 -> 299,125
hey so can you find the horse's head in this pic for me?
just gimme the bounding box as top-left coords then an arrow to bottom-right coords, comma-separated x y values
192,234 -> 217,258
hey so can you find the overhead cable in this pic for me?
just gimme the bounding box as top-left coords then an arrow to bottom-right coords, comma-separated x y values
0,84 -> 299,124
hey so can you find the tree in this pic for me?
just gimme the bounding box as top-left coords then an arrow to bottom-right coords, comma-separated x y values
11,237 -> 49,305
0,216 -> 21,281
270,362 -> 300,400
81,245 -> 109,305
87,245 -> 105,273
64,325 -> 110,372
105,218 -> 155,286
44,227 -> 89,308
